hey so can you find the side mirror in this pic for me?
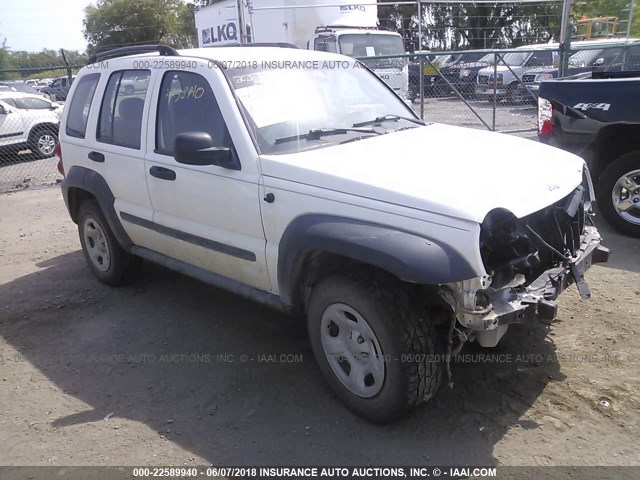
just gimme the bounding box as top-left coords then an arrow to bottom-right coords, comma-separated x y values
173,132 -> 239,170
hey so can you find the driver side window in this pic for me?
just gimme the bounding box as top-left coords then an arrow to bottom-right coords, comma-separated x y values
155,71 -> 231,156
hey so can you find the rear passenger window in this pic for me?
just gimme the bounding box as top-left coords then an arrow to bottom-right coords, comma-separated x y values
97,70 -> 150,149
156,71 -> 230,156
65,73 -> 100,139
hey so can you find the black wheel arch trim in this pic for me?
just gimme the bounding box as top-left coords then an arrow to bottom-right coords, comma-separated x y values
62,165 -> 133,249
277,214 -> 480,307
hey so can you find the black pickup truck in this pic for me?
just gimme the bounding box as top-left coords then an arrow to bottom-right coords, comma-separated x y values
538,71 -> 640,237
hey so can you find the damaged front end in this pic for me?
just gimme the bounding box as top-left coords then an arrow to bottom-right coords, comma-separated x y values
441,174 -> 609,350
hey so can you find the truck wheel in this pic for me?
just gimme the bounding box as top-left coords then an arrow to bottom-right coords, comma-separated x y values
506,83 -> 524,104
78,200 -> 142,285
29,128 -> 57,158
307,272 -> 442,423
597,152 -> 640,237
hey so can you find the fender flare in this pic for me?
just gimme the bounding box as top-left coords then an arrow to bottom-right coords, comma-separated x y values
62,165 -> 133,249
277,214 -> 480,306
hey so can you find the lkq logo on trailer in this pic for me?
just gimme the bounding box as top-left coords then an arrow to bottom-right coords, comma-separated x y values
201,22 -> 238,45
340,4 -> 366,12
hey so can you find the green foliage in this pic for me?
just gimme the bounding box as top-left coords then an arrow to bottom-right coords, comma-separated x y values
575,0 -> 639,37
0,43 -> 87,80
83,0 -> 198,54
379,1 -> 563,50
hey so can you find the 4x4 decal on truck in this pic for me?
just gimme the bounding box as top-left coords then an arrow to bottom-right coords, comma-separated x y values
573,102 -> 611,111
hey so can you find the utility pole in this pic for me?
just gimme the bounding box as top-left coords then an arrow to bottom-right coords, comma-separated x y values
627,0 -> 636,41
60,49 -> 72,86
236,0 -> 247,44
558,0 -> 573,78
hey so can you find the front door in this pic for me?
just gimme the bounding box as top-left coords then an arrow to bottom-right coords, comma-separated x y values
143,67 -> 270,292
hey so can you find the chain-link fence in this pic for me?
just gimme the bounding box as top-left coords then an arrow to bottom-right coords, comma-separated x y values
2,42 -> 640,193
394,41 -> 640,136
0,65 -> 78,192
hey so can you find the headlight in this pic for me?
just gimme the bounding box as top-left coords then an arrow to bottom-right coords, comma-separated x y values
459,69 -> 471,78
535,73 -> 554,82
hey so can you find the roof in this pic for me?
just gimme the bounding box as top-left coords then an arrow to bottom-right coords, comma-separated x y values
0,91 -> 47,99
93,46 -> 358,66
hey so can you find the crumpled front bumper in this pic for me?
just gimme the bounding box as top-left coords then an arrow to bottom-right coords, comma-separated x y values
447,225 -> 609,346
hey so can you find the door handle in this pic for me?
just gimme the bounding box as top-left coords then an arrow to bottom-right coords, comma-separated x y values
149,166 -> 176,181
88,151 -> 105,162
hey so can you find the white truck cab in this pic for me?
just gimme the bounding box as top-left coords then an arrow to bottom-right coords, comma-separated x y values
313,26 -> 407,95
195,0 -> 408,96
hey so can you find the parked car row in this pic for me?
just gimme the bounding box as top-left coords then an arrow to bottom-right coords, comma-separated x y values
520,39 -> 640,97
0,91 -> 62,160
408,38 -> 640,104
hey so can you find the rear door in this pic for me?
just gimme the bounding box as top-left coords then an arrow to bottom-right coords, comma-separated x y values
143,64 -> 270,291
92,66 -> 162,251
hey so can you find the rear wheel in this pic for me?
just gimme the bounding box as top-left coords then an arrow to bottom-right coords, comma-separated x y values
596,151 -> 640,237
78,200 -> 142,285
307,272 -> 442,423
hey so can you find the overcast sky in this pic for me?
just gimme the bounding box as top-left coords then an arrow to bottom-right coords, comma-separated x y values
0,0 -> 89,53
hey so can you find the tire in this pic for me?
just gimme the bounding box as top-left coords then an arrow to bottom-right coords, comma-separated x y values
506,83 -> 523,104
307,272 -> 442,423
596,151 -> 640,237
77,200 -> 142,285
28,128 -> 57,158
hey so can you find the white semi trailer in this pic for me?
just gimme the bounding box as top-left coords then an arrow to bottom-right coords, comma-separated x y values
194,0 -> 408,96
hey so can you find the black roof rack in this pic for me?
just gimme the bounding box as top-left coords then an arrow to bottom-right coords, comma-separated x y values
88,44 -> 179,64
211,42 -> 298,49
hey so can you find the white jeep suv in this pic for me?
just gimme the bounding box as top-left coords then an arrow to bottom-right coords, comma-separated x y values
0,92 -> 62,159
57,44 -> 608,422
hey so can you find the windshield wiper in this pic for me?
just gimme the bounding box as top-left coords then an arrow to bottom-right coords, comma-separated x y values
352,114 -> 425,128
274,127 -> 379,145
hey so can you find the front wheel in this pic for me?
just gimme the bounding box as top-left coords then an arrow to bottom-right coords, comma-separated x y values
29,129 -> 57,158
596,151 -> 640,237
307,272 -> 442,423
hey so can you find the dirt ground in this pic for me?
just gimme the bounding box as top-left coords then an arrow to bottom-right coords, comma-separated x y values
0,186 -> 639,468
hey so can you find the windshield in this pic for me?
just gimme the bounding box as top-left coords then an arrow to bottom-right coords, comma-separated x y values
226,63 -> 416,155
338,33 -> 404,57
452,53 -> 487,65
338,33 -> 406,69
502,52 -> 531,66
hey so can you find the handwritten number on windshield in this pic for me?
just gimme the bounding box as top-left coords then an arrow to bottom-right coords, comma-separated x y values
168,85 -> 205,102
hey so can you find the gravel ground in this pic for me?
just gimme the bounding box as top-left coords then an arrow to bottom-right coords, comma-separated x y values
0,181 -> 638,468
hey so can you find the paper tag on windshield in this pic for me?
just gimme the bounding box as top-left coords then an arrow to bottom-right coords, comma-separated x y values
366,46 -> 375,56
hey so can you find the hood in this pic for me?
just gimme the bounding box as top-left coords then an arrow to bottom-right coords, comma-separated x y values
479,65 -> 524,75
523,66 -> 558,77
443,62 -> 490,72
260,124 -> 585,224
